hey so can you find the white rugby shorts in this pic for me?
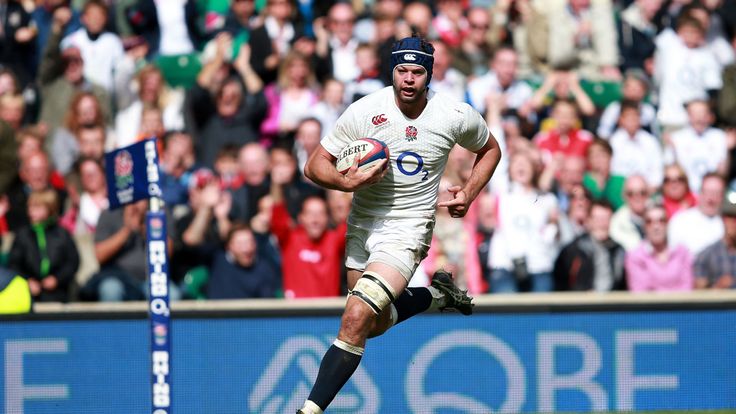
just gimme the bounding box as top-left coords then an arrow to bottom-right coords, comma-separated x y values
344,213 -> 435,281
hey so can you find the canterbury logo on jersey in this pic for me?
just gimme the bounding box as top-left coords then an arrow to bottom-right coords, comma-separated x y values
372,114 -> 387,126
403,53 -> 416,61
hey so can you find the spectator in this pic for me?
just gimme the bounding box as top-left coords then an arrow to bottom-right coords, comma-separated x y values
314,2 -> 359,84
125,0 -> 202,57
558,183 -> 593,245
665,99 -> 727,193
173,168 -> 232,285
668,172 -> 726,256
344,43 -> 385,104
159,131 -> 198,209
658,163 -> 697,220
625,202 -> 694,292
50,92 -> 112,175
213,144 -> 244,191
188,39 -> 267,168
8,189 -> 79,303
583,138 -> 626,210
206,223 -> 279,299
61,0 -> 124,92
432,0 -> 469,48
270,145 -> 324,220
248,0 -> 304,86
15,126 -> 45,164
654,15 -> 721,129
693,190 -> 736,289
596,69 -> 658,139
475,191 -> 496,293
293,119 -> 322,178
544,155 -> 586,214
260,51 -> 320,145
533,99 -> 594,165
270,176 -> 346,297
467,47 -> 534,125
0,0 -> 36,86
230,142 -> 271,223
354,0 -> 404,45
529,70 -> 596,121
31,1 -> 81,75
0,119 -> 17,195
114,64 -> 185,147
681,1 -> 735,70
608,100 -> 664,190
489,150 -> 560,292
610,175 -> 650,251
214,0 -> 258,45
553,200 -> 627,291
0,94 -> 25,131
546,0 -> 621,80
428,39 -> 466,103
616,0 -> 663,72
136,105 -> 166,142
80,200 -> 176,301
36,7 -> 110,136
5,151 -> 66,232
454,6 -> 494,78
59,157 -> 108,236
490,0 -> 546,77
311,78 -> 346,136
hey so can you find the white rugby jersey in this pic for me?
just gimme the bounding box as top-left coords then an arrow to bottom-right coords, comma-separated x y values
321,86 -> 490,218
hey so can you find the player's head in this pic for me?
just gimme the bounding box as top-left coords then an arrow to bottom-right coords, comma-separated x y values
390,36 -> 434,99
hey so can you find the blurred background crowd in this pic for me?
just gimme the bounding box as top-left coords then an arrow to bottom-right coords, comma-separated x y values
0,0 -> 735,303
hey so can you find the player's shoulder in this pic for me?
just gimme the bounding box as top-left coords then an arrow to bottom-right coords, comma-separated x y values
428,90 -> 479,120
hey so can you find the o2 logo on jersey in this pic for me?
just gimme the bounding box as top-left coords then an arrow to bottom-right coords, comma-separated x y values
397,151 -> 428,181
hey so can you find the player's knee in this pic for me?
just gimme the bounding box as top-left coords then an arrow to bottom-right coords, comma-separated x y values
349,271 -> 397,316
340,301 -> 374,340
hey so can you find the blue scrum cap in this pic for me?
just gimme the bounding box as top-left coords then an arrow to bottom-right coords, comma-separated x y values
390,36 -> 435,86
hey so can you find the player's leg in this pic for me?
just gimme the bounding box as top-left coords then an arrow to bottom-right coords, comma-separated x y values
299,263 -> 408,414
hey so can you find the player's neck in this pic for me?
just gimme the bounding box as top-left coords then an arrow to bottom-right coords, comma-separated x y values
395,93 -> 428,120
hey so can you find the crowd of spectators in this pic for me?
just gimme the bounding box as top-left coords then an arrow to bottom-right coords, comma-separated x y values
0,0 -> 735,303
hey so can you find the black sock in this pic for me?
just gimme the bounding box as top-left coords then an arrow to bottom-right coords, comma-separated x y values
307,341 -> 363,410
393,287 -> 433,325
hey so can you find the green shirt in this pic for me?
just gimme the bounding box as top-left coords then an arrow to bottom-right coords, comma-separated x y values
583,173 -> 626,210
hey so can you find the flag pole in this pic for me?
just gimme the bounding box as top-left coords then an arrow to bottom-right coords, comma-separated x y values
145,146 -> 172,414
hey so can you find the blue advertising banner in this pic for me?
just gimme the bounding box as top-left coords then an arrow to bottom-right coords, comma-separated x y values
1,310 -> 735,414
104,139 -> 162,210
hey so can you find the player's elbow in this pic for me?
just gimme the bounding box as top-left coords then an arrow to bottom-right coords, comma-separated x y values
304,159 -> 317,183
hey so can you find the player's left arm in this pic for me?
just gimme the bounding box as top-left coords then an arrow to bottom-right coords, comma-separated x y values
438,133 -> 502,218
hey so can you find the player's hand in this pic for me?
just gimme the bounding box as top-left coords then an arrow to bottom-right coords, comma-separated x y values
343,156 -> 388,191
437,185 -> 470,218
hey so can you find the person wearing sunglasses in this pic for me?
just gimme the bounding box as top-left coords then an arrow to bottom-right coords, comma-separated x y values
658,163 -> 696,219
625,203 -> 693,292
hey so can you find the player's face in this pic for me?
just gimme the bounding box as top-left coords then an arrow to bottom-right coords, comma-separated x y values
393,64 -> 428,105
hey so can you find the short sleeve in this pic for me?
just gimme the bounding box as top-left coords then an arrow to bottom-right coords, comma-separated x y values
456,105 -> 490,152
320,104 -> 360,157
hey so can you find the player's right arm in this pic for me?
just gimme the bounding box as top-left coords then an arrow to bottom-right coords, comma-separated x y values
304,145 -> 387,192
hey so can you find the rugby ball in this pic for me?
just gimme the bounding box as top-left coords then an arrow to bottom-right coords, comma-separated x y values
336,138 -> 390,175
